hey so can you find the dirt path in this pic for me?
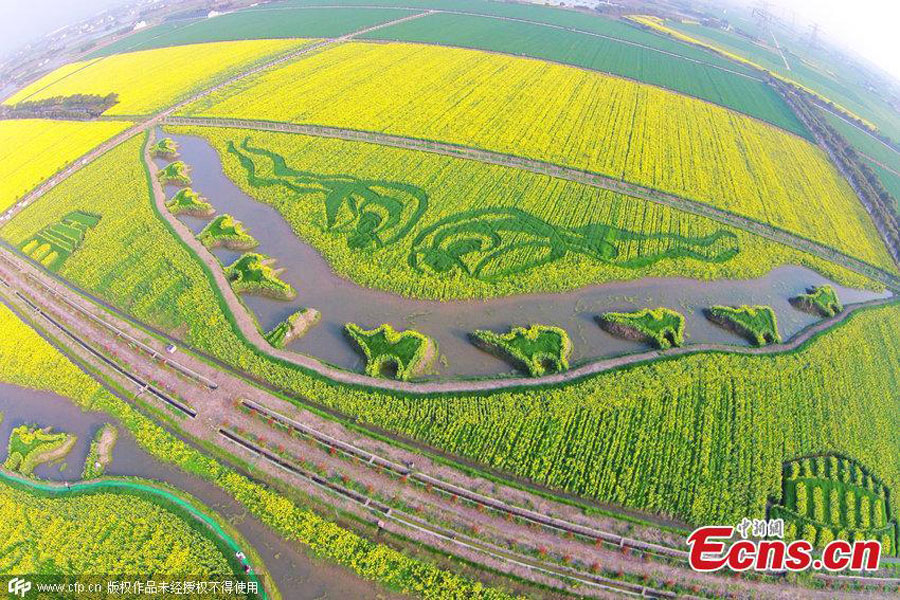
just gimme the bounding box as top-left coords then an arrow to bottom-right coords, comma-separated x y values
2,242 -> 894,599
148,127 -> 899,392
164,115 -> 900,293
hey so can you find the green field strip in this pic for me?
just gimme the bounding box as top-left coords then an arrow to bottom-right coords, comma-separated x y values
0,470 -> 266,597
257,0 -> 760,73
86,7 -> 420,58
361,11 -> 807,137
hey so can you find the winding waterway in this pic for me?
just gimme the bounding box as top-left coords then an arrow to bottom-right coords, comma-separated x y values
158,130 -> 891,379
0,383 -> 402,600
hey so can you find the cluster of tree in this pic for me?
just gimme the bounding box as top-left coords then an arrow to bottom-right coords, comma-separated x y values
777,81 -> 900,267
0,93 -> 118,120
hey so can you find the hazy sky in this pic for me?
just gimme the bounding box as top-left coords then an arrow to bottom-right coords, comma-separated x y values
0,0 -> 131,55
725,0 -> 900,79
2,0 -> 900,81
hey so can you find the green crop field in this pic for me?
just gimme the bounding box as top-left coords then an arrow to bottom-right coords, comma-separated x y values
170,127 -> 872,299
663,19 -> 900,143
3,127 -> 900,532
259,0 -> 760,75
0,478 -> 241,578
821,109 -> 900,172
870,161 -> 900,210
181,43 -> 894,272
363,12 -> 807,136
818,110 -> 900,208
87,7 -> 419,58
470,324 -> 571,377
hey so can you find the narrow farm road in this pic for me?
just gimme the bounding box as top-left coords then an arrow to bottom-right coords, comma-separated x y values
143,128 -> 897,395
163,115 -> 900,293
0,8 -> 433,227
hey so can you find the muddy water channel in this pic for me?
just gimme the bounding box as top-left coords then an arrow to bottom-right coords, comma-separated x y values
159,131 -> 891,379
0,383 -> 400,600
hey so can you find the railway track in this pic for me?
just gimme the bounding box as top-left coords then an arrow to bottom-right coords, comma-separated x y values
220,427 -> 692,599
240,398 -> 689,563
2,287 -> 196,418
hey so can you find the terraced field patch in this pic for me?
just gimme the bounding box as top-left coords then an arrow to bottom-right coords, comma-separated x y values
363,12 -> 806,136
166,188 -> 214,216
791,285 -> 843,318
5,39 -> 313,115
150,137 -> 179,158
772,454 -> 897,555
20,211 -> 100,270
157,160 -> 192,185
706,305 -> 782,346
0,119 -> 130,213
597,308 -> 685,349
180,42 -> 893,272
198,214 -> 258,250
225,252 -> 295,299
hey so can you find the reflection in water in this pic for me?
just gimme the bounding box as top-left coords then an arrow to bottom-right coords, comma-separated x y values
161,131 -> 890,379
0,384 -> 398,600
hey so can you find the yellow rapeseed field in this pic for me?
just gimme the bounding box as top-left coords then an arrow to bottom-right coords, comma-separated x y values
183,41 -> 895,272
5,39 -> 313,116
0,119 -> 130,213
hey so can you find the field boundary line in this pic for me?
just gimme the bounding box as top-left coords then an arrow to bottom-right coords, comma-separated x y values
164,115 -> 900,292
141,126 -> 897,394
0,9 -> 431,228
0,468 -> 268,597
239,4 -> 761,80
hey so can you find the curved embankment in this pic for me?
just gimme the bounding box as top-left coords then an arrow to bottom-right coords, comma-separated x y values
162,115 -> 900,292
144,129 -> 897,394
0,469 -> 267,599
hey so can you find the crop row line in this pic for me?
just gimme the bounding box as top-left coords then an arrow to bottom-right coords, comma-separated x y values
240,397 -> 689,561
0,284 -> 196,418
219,427 -> 688,600
163,114 -> 900,292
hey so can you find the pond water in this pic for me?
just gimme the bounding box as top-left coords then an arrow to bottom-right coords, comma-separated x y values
158,130 -> 891,379
0,383 -> 402,600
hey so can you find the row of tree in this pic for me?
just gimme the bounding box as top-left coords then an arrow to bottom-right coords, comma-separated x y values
0,93 -> 118,120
